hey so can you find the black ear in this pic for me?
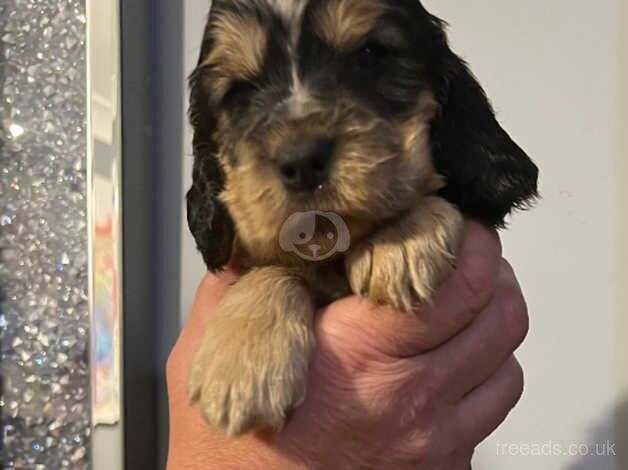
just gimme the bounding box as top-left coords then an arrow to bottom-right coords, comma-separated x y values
430,51 -> 539,227
186,21 -> 235,272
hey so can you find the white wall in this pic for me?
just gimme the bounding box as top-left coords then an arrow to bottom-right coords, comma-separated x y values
418,1 -> 625,468
179,1 -> 627,468
180,0 -> 212,320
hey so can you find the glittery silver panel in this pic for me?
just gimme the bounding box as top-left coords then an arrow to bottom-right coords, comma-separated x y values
0,0 -> 90,468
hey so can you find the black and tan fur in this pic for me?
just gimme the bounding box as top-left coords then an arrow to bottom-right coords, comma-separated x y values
187,0 -> 538,436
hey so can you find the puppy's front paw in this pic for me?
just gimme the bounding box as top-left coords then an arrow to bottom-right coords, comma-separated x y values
188,267 -> 315,436
346,197 -> 463,311
188,331 -> 308,435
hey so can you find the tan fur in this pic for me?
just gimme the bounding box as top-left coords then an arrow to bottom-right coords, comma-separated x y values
346,196 -> 464,311
219,93 -> 441,271
188,266 -> 315,436
203,12 -> 267,99
398,93 -> 444,194
315,0 -> 384,51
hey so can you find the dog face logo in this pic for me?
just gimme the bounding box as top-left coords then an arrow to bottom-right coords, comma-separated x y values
279,211 -> 351,261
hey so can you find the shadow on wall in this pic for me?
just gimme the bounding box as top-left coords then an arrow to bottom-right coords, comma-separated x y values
565,395 -> 627,470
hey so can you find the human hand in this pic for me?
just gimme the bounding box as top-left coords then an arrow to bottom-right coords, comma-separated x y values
166,220 -> 528,469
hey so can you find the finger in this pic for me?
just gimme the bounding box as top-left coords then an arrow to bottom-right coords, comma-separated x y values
412,219 -> 503,351
182,267 -> 240,337
316,219 -> 501,358
454,356 -> 524,446
168,268 -> 239,378
430,260 -> 529,400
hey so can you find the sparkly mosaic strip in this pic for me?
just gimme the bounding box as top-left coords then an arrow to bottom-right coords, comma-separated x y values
0,0 -> 90,468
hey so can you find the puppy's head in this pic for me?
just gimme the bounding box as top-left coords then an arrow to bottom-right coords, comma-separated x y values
188,0 -> 538,270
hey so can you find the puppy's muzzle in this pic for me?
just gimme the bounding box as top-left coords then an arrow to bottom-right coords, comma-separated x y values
277,138 -> 334,193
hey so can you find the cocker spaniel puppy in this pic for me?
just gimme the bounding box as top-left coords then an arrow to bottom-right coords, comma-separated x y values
187,0 -> 538,436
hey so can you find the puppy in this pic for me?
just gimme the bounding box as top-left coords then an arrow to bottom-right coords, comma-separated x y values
186,0 -> 538,436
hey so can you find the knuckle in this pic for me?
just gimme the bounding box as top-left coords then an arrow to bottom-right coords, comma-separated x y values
413,362 -> 445,400
500,258 -> 516,278
508,359 -> 525,404
397,419 -> 457,466
459,253 -> 496,312
501,288 -> 530,346
395,363 -> 446,431
165,347 -> 182,386
398,389 -> 433,426
396,429 -> 433,462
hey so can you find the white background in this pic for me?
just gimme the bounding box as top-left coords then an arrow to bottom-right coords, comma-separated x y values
179,1 -> 628,468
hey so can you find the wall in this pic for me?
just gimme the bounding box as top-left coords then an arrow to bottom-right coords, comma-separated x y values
615,0 -> 628,468
179,1 -> 626,468
418,1 -> 624,468
180,0 -> 210,324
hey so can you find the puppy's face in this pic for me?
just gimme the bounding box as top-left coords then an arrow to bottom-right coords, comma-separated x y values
193,0 -> 447,258
188,0 -> 538,270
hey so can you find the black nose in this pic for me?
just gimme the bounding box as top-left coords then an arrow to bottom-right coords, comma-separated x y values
277,138 -> 334,192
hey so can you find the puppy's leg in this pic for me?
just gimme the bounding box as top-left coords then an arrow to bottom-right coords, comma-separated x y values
188,266 -> 315,436
346,196 -> 463,311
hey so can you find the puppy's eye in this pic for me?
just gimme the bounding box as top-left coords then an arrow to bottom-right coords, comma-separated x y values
222,80 -> 256,109
356,42 -> 388,70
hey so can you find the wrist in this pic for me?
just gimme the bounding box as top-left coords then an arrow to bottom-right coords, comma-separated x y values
167,427 -> 310,470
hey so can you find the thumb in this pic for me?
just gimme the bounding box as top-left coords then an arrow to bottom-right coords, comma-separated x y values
314,220 -> 501,359
315,295 -> 434,359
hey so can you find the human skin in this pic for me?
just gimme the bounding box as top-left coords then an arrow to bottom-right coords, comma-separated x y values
166,220 -> 529,469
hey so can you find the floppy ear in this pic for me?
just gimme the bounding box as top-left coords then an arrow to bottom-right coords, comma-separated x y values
430,51 -> 539,227
186,22 -> 235,272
